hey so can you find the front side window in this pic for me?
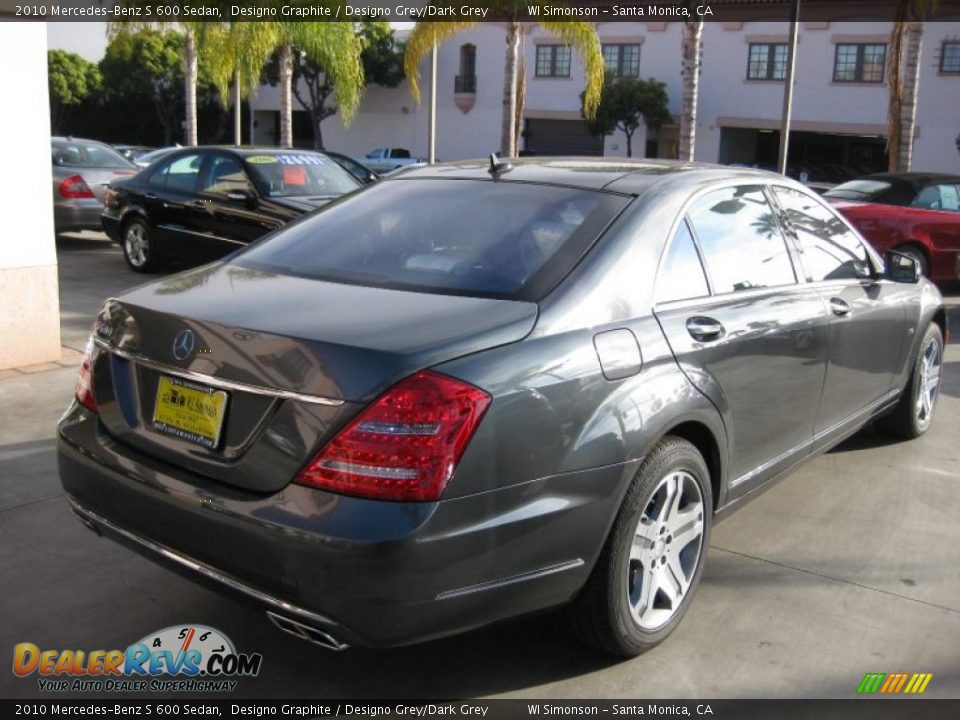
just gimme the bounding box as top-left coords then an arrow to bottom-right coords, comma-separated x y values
536,45 -> 572,77
833,43 -> 886,82
656,220 -> 710,304
687,185 -> 796,293
773,186 -> 871,281
237,179 -> 628,300
603,44 -> 641,78
747,43 -> 788,80
941,41 -> 960,73
201,155 -> 254,197
153,153 -> 203,193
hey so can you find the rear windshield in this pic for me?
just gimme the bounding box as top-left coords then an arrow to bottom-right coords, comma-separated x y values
52,140 -> 132,169
824,179 -> 911,205
244,153 -> 360,198
236,178 -> 628,300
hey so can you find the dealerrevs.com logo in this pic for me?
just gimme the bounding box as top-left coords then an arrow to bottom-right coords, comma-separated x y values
13,624 -> 262,693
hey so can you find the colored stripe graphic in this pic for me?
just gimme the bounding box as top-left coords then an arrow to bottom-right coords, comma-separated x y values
858,672 -> 932,694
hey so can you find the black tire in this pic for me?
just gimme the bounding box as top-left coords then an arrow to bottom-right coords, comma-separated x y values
877,323 -> 943,439
567,436 -> 712,657
893,244 -> 928,278
122,217 -> 158,273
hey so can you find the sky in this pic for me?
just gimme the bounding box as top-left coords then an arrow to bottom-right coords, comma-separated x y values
46,21 -> 415,61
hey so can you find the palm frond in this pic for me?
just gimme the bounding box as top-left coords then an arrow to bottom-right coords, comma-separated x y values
404,21 -> 480,102
539,18 -> 605,119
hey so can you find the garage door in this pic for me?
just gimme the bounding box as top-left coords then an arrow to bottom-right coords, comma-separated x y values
523,119 -> 604,156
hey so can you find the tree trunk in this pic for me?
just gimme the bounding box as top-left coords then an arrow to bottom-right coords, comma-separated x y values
279,43 -> 294,149
233,71 -> 242,146
183,31 -> 198,146
314,114 -> 324,150
514,50 -> 526,154
500,22 -> 520,158
889,21 -> 924,171
625,130 -> 633,158
679,20 -> 703,161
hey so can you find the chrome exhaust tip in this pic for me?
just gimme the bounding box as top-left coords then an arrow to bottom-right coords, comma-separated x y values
265,610 -> 349,651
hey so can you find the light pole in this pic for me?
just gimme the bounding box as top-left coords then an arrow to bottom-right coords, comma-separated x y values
778,0 -> 801,175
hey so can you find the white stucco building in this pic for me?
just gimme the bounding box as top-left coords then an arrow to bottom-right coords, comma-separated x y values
248,18 -> 960,176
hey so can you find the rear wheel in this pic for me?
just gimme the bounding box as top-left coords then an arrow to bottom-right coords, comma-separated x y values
877,323 -> 943,439
567,437 -> 712,656
893,244 -> 928,278
123,218 -> 158,273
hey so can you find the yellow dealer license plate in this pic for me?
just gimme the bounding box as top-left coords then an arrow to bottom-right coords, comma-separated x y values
152,376 -> 228,449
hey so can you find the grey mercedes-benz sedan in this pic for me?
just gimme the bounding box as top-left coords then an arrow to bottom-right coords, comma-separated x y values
58,159 -> 946,656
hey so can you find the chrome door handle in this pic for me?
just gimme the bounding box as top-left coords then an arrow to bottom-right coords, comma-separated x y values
686,316 -> 725,342
830,298 -> 851,317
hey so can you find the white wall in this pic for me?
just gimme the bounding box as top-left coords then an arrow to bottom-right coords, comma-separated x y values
0,23 -> 61,368
913,18 -> 960,173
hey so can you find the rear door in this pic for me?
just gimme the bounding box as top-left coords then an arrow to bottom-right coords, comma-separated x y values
771,185 -> 907,445
145,152 -> 207,262
654,184 -> 830,497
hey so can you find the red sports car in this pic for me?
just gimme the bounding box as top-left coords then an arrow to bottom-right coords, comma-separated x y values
825,173 -> 960,282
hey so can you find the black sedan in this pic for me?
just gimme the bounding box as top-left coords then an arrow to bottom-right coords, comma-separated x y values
61,160 -> 943,656
101,147 -> 362,272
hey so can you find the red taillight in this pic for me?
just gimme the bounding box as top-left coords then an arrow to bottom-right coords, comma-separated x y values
75,337 -> 97,412
58,175 -> 95,199
296,371 -> 491,502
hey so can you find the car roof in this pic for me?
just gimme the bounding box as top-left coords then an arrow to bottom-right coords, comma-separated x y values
392,157 -> 788,194
852,172 -> 960,187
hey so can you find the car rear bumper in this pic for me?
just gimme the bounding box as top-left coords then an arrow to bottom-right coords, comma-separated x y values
58,405 -> 633,648
54,199 -> 104,233
100,212 -> 122,242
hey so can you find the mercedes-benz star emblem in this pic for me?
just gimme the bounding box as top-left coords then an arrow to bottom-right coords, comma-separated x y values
172,329 -> 196,361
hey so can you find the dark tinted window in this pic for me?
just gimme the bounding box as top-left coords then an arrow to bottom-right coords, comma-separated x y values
244,153 -> 359,198
656,220 -> 709,303
688,185 -> 796,293
153,153 -> 203,193
773,186 -> 870,281
201,154 -> 254,196
237,179 -> 628,300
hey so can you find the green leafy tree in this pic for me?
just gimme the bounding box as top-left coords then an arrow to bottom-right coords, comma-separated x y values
263,21 -> 403,150
405,2 -> 605,158
100,30 -> 186,145
48,50 -> 101,134
582,77 -> 671,158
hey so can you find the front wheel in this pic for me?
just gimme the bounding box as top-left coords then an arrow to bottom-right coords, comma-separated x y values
877,323 -> 943,439
122,218 -> 158,273
566,437 -> 712,656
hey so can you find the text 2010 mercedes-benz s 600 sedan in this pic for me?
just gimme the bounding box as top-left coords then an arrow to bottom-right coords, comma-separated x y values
58,159 -> 946,656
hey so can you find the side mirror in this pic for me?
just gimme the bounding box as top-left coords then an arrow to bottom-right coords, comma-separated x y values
884,250 -> 921,284
226,188 -> 257,208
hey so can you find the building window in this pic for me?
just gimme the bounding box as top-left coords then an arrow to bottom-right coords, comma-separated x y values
602,44 -> 641,78
535,45 -> 571,77
833,43 -> 886,83
456,44 -> 476,92
747,43 -> 788,80
941,41 -> 960,73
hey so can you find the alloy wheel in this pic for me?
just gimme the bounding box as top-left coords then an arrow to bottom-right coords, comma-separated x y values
124,223 -> 148,268
916,336 -> 941,427
627,470 -> 705,631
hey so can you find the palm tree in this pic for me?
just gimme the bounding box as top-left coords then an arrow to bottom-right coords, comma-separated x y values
678,17 -> 703,161
404,3 -> 604,158
888,0 -> 938,172
108,17 -> 210,146
260,22 -> 364,148
203,24 -> 276,145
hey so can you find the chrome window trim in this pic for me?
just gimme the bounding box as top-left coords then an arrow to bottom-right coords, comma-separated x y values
93,338 -> 345,407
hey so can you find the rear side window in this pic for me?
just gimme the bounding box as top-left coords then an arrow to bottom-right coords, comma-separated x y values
656,220 -> 709,303
237,179 -> 628,300
687,185 -> 796,293
153,153 -> 202,193
912,183 -> 960,211
772,186 -> 870,281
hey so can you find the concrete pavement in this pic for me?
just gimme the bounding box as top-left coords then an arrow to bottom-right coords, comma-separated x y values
1,234 -> 958,699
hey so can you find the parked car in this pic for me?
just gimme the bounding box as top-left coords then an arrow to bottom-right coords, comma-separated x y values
101,146 -> 362,272
51,137 -> 138,234
825,173 -> 960,280
60,159 -> 944,656
357,147 -> 425,173
133,146 -> 180,169
324,150 -> 378,184
112,144 -> 155,163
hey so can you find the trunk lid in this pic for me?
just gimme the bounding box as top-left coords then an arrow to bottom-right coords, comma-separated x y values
90,263 -> 537,493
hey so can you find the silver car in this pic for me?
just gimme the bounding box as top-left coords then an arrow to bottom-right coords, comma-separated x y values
52,137 -> 137,234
